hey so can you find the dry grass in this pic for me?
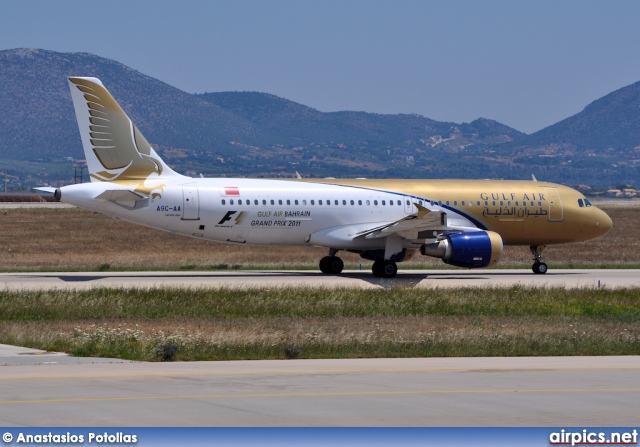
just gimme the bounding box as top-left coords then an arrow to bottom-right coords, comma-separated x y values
1,286 -> 638,360
3,316 -> 637,349
3,314 -> 638,360
0,205 -> 637,271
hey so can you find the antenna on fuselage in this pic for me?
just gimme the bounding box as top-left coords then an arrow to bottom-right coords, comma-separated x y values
531,174 -> 537,182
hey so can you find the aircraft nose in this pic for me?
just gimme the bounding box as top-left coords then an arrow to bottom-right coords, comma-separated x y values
594,208 -> 613,237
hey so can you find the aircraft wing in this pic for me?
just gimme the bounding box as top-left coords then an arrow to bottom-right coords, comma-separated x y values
354,203 -> 447,240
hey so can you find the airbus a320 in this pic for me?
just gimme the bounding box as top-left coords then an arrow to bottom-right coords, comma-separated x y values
38,77 -> 613,278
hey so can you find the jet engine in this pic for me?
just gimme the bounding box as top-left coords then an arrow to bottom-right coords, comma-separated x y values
420,231 -> 503,268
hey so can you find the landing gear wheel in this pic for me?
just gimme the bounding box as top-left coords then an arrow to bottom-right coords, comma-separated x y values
530,245 -> 548,275
372,260 -> 397,278
381,260 -> 398,278
372,261 -> 383,278
319,256 -> 344,274
532,262 -> 548,274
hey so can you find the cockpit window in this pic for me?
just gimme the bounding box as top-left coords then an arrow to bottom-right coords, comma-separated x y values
578,199 -> 584,208
584,199 -> 592,207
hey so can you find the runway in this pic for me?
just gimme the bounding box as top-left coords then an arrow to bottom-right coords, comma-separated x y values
1,356 -> 639,426
1,269 -> 638,289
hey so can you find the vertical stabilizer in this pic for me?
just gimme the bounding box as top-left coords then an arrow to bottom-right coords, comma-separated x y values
68,77 -> 182,183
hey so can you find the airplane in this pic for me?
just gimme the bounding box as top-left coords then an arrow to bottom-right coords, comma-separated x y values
37,77 -> 613,278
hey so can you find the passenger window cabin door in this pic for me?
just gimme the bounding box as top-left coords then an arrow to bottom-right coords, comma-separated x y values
544,187 -> 563,222
182,185 -> 200,220
404,196 -> 414,214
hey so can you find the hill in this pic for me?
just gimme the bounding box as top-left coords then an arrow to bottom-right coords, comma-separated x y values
0,48 -> 268,186
0,48 -> 527,188
1,48 -> 638,189
495,83 -> 640,188
527,81 -> 640,151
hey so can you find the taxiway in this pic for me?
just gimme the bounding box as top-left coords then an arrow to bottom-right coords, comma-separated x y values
0,269 -> 638,289
1,355 -> 638,426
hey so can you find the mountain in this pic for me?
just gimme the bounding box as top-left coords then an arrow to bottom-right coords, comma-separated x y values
494,83 -> 640,188
0,48 -> 527,188
198,92 -> 522,147
0,49 -> 267,181
525,81 -> 640,151
0,48 -> 637,190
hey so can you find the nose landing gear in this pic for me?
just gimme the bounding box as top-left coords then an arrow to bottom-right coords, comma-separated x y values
530,245 -> 548,274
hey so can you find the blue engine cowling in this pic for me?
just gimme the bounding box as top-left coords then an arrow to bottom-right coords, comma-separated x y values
420,230 -> 503,268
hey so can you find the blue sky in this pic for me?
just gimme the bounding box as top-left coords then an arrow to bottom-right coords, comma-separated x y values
2,0 -> 640,133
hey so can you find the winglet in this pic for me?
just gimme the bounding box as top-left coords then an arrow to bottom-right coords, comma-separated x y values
415,202 -> 431,219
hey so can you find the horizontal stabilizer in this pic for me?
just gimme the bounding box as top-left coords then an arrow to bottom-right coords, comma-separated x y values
94,189 -> 148,202
33,187 -> 57,194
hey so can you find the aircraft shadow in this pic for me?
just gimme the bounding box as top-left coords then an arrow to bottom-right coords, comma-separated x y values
37,270 -> 582,289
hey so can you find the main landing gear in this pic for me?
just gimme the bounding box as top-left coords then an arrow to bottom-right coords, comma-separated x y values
372,260 -> 398,278
530,245 -> 548,274
318,250 -> 399,278
319,253 -> 344,275
320,256 -> 344,275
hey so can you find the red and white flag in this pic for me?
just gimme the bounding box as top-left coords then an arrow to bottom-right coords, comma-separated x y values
220,186 -> 240,196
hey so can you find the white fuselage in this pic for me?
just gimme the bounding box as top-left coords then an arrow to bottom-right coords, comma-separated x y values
58,177 -> 476,251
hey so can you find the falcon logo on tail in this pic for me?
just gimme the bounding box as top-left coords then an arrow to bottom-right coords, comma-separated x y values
68,77 -> 182,195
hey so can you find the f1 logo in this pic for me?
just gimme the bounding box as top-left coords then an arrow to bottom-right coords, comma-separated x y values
217,211 -> 237,225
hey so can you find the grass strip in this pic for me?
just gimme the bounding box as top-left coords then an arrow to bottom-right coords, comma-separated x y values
2,286 -> 639,321
1,286 -> 639,361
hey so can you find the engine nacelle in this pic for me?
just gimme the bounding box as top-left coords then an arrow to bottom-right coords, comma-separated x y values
420,230 -> 503,268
